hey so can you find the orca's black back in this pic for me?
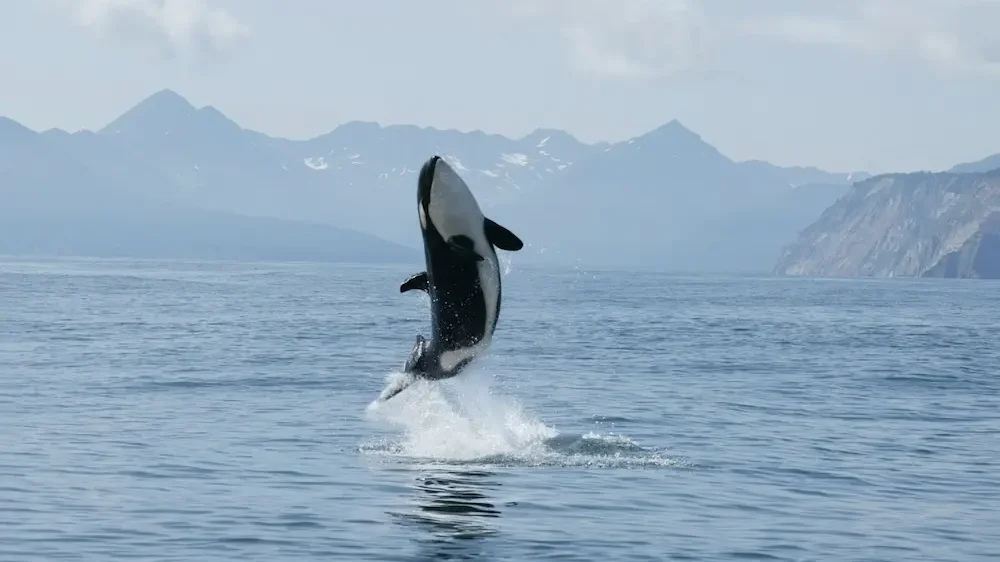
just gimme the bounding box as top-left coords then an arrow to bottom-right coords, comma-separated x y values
424,235 -> 491,354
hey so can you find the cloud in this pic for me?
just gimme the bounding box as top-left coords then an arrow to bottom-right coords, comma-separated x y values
510,0 -> 1000,80
743,0 -> 1000,76
54,0 -> 249,61
510,0 -> 710,81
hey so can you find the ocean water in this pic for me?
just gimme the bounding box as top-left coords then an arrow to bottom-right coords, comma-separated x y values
1,256 -> 999,561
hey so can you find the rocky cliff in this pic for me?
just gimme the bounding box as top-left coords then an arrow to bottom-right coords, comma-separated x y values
774,169 -> 1000,278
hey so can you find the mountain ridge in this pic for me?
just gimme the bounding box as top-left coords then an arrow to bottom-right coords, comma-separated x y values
12,87 -> 998,272
0,89 -> 878,271
0,113 -> 418,265
6,88 -> 873,184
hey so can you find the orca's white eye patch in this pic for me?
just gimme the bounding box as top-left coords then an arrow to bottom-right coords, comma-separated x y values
418,203 -> 427,228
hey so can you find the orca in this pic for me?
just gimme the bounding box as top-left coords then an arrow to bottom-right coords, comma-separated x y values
376,155 -> 523,403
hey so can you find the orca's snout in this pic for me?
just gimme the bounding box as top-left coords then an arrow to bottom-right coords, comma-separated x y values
417,155 -> 442,207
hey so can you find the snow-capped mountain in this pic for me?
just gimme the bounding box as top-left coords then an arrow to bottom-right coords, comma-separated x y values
515,120 -> 867,271
74,89 -> 607,248
3,89 -> 881,271
0,101 -> 415,264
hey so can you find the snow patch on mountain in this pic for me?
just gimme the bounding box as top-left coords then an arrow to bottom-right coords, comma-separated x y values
501,153 -> 529,167
304,157 -> 328,170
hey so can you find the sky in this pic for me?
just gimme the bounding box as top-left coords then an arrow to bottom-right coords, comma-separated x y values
2,0 -> 999,174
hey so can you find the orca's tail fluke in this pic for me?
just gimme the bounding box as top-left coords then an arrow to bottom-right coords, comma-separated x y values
404,334 -> 427,373
375,335 -> 429,403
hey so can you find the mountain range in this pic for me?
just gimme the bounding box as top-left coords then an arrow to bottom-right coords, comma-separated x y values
1,107 -> 414,264
4,88 -> 998,272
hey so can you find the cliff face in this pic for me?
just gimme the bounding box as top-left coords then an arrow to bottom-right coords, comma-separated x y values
774,169 -> 1000,278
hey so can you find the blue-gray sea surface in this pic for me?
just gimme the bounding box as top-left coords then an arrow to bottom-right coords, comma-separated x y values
1,256 -> 998,561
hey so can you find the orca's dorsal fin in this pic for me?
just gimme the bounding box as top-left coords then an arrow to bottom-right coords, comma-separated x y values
404,334 -> 427,373
400,271 -> 428,293
484,218 -> 524,251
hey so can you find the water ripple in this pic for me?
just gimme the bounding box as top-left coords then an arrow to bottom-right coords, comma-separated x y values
1,259 -> 999,560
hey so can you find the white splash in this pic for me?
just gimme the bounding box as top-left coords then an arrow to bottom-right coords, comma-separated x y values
362,345 -> 685,469
365,365 -> 557,461
498,252 -> 513,276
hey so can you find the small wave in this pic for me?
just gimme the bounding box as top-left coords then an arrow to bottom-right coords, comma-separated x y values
124,374 -> 340,392
585,414 -> 634,424
882,373 -> 962,386
361,368 -> 681,469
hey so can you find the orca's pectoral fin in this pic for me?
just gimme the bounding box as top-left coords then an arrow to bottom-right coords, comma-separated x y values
376,377 -> 414,403
404,334 -> 428,373
447,235 -> 485,261
400,271 -> 428,294
484,217 -> 524,251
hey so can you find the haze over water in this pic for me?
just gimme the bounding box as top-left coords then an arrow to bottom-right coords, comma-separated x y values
2,257 -> 999,560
